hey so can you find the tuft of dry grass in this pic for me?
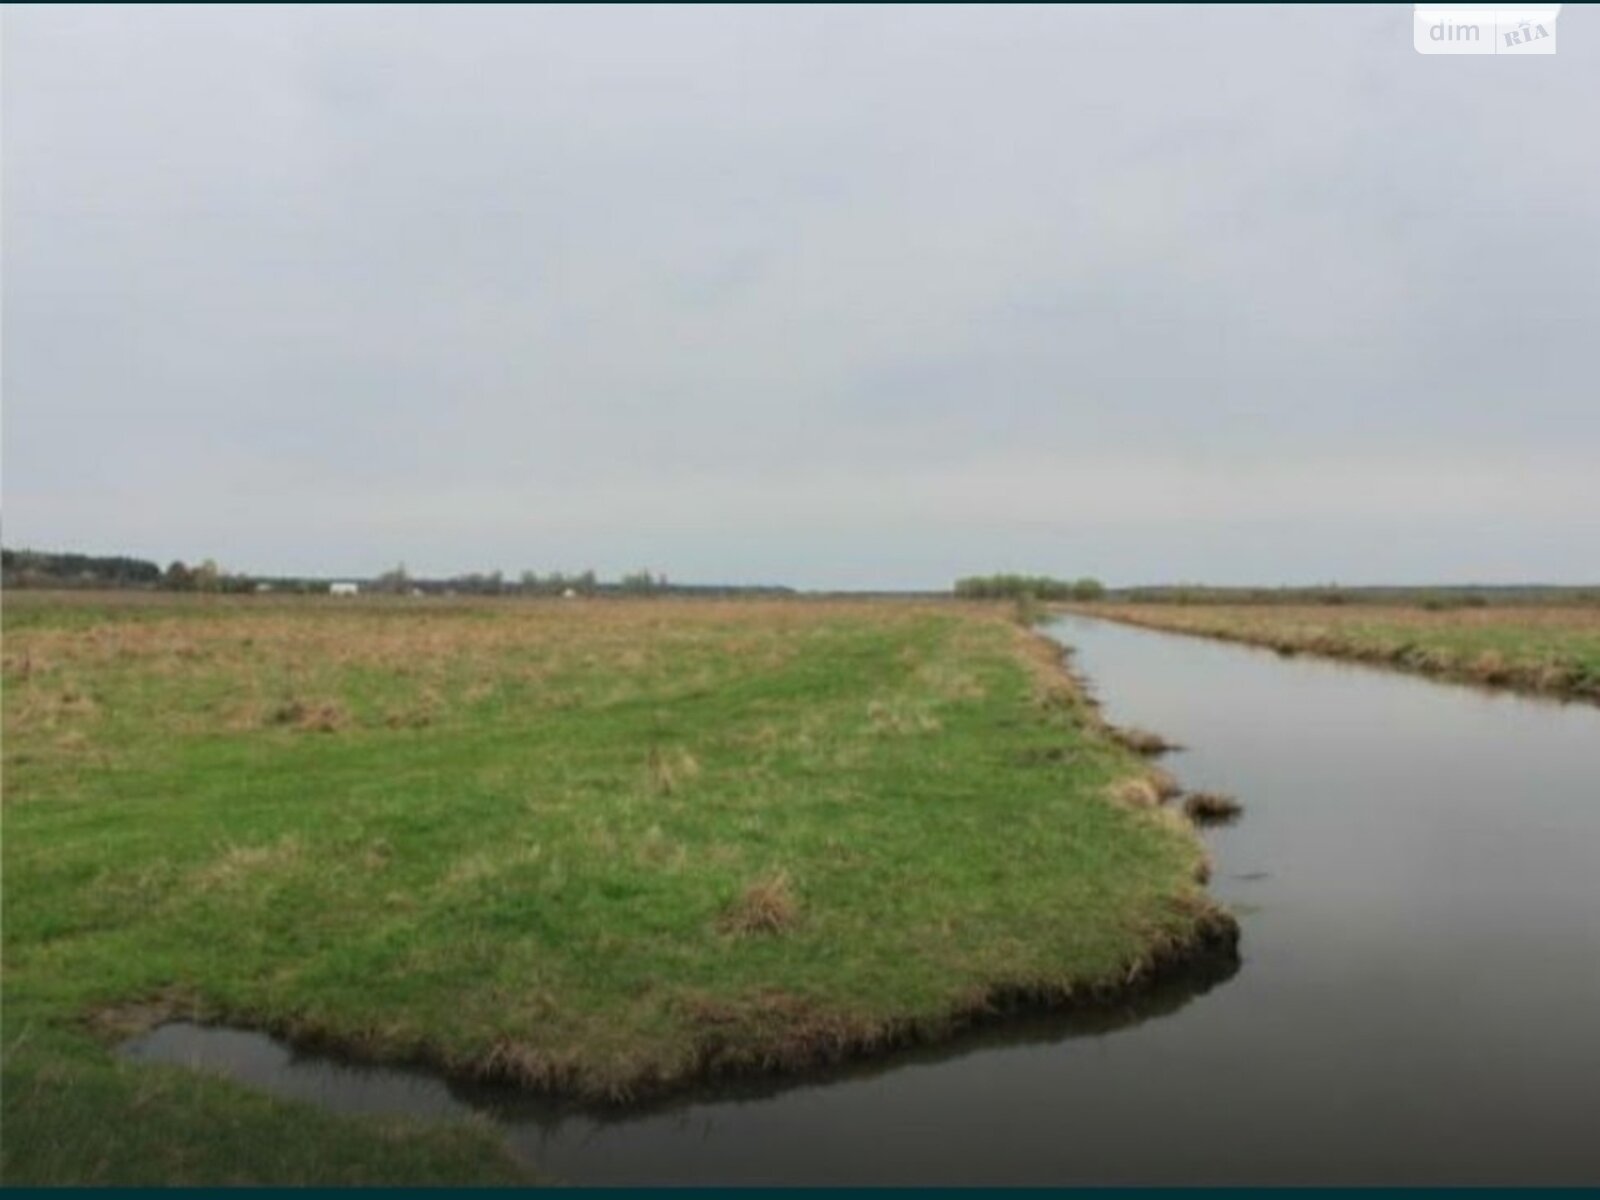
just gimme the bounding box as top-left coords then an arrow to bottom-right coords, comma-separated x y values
646,746 -> 701,796
1107,725 -> 1180,756
191,837 -> 304,889
267,699 -> 348,733
719,871 -> 799,936
866,697 -> 941,735
1183,791 -> 1243,825
1106,765 -> 1186,811
1106,777 -> 1162,810
1147,767 -> 1183,801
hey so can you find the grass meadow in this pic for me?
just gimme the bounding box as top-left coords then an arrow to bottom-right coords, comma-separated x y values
1,592 -> 1220,1184
1077,602 -> 1600,703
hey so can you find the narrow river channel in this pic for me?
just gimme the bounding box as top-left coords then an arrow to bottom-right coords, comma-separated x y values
123,615 -> 1600,1183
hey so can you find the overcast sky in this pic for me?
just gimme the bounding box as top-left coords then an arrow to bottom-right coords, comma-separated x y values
4,4 -> 1596,588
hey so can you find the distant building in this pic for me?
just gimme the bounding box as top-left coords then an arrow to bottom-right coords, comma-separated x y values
562,587 -> 578,599
330,582 -> 359,597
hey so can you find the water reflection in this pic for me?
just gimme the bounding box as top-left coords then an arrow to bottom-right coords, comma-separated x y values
121,941 -> 1239,1133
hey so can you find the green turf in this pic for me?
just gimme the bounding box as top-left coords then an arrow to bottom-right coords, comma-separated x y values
2,592 -> 1213,1184
1084,602 -> 1600,701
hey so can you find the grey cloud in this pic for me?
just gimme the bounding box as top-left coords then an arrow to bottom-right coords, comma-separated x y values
4,4 -> 1596,585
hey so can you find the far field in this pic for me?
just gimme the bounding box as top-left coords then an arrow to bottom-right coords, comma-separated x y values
1075,602 -> 1600,703
1,592 -> 1221,1185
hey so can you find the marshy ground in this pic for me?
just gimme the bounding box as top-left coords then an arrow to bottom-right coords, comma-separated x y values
1,592 -> 1222,1185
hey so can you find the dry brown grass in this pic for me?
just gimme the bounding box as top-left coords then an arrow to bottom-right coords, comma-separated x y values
190,837 -> 304,890
1106,725 -> 1179,755
1106,777 -> 1163,810
266,699 -> 348,733
5,594 -> 1005,742
1105,768 -> 1182,811
646,746 -> 702,796
1147,767 -> 1182,800
865,697 -> 942,735
1183,792 -> 1243,824
719,870 -> 800,936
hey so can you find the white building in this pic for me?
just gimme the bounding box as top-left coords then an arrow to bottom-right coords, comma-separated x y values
329,582 -> 359,597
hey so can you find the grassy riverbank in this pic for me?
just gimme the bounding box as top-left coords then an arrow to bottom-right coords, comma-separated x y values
1074,602 -> 1600,703
2,592 -> 1224,1185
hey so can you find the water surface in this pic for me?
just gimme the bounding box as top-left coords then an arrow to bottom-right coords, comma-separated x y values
124,616 -> 1600,1183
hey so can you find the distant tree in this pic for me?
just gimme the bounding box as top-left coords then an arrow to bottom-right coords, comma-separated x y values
620,570 -> 658,594
163,560 -> 195,591
514,569 -> 601,596
192,559 -> 222,592
1070,577 -> 1106,601
447,569 -> 506,595
954,574 -> 1082,601
373,563 -> 411,594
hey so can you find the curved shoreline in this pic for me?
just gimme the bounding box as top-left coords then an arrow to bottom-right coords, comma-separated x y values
114,906 -> 1239,1112
102,622 -> 1238,1110
1063,604 -> 1600,706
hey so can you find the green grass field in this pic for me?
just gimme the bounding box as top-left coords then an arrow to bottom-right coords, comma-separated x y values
1078,602 -> 1600,703
2,592 -> 1220,1184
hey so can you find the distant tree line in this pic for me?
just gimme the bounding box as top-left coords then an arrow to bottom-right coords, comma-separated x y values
10,547 -> 1593,608
1,548 -> 338,593
1,548 -> 793,598
953,574 -> 1106,601
370,564 -> 685,597
2,548 -> 162,588
161,559 -> 330,593
159,559 -> 261,593
521,569 -> 599,596
417,568 -> 772,597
